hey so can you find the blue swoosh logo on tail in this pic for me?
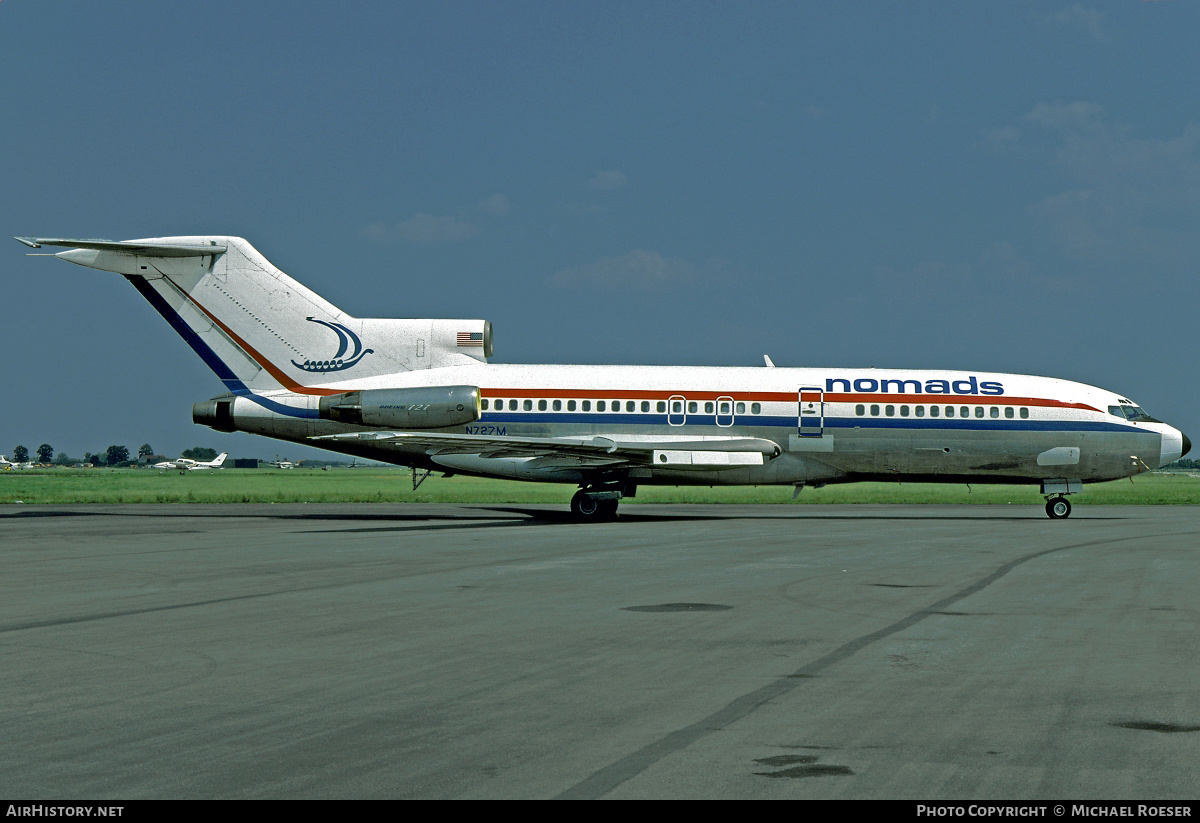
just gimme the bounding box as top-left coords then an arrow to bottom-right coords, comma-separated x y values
291,317 -> 374,372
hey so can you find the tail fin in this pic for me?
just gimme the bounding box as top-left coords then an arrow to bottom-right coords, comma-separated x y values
211,452 -> 228,468
18,236 -> 491,396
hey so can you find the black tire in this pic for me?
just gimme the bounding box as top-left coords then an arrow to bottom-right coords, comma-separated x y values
1045,496 -> 1072,519
570,490 -> 601,519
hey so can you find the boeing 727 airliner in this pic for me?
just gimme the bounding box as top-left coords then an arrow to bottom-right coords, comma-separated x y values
13,235 -> 1190,519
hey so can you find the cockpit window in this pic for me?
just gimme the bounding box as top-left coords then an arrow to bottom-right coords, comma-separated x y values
1109,404 -> 1153,422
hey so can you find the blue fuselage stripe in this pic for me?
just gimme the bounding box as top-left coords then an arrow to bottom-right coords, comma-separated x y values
479,413 -> 1141,434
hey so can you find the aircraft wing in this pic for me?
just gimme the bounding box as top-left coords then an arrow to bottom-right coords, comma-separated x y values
312,431 -> 782,468
13,237 -> 227,257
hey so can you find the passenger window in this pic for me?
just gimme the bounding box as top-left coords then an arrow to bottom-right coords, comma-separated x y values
751,403 -> 761,414
930,406 -> 939,417
657,401 -> 666,413
915,406 -> 924,418
900,405 -> 909,417
688,402 -> 698,413
719,401 -> 730,414
974,407 -> 984,418
945,407 -> 954,418
627,401 -> 635,412
989,407 -> 998,418
871,404 -> 880,416
538,399 -> 547,411
612,400 -> 620,410
582,400 -> 591,411
567,400 -> 576,411
672,401 -> 682,414
1004,407 -> 1013,418
481,399 -> 489,410
640,401 -> 648,412
705,402 -> 714,414
736,402 -> 745,414
597,401 -> 606,412
885,405 -> 895,417
509,399 -> 518,411
1020,407 -> 1029,419
960,407 -> 970,418
524,399 -> 533,411
553,399 -> 561,411
856,404 -> 865,416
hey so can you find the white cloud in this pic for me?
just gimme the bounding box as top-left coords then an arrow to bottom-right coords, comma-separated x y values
986,125 -> 1022,153
998,101 -> 1200,267
1024,100 -> 1104,131
1026,190 -> 1102,256
870,242 -> 1083,301
549,249 -> 699,290
479,193 -> 511,216
589,170 -> 628,190
1050,4 -> 1106,41
360,212 -> 480,245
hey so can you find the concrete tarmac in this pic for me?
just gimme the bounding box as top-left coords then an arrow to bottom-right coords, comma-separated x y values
2,503 -> 1199,799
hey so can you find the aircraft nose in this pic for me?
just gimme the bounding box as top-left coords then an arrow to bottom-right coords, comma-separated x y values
1158,427 -> 1187,467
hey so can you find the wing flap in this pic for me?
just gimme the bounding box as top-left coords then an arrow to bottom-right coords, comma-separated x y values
312,430 -> 781,467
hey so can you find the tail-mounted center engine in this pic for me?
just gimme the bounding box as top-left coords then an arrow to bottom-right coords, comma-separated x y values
318,386 -> 481,429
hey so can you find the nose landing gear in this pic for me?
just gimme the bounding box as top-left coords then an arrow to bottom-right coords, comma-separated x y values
1045,496 -> 1072,519
1041,479 -> 1081,520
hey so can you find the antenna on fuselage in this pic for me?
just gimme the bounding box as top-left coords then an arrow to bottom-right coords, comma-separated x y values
763,355 -> 776,368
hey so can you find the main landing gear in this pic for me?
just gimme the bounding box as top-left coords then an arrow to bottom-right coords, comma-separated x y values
570,490 -> 618,520
1045,496 -> 1072,519
570,482 -> 634,521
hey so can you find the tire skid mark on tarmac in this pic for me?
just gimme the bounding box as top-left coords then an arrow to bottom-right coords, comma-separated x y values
0,525 -> 635,635
555,528 -> 1200,800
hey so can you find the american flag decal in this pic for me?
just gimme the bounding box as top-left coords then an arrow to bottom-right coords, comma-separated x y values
457,331 -> 484,347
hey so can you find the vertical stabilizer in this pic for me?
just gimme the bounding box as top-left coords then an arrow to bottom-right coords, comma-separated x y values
21,236 -> 491,397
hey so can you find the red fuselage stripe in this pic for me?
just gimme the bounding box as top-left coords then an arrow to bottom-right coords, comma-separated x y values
478,388 -> 1099,412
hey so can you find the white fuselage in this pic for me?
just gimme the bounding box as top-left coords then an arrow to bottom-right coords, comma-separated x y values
223,364 -> 1185,488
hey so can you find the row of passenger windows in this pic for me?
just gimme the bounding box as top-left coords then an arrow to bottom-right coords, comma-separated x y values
481,398 -> 764,414
855,404 -> 1029,419
482,398 -> 1034,419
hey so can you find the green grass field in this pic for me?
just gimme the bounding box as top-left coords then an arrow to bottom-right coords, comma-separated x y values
2,467 -> 1199,505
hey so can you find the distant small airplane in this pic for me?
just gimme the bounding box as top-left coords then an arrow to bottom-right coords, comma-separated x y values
270,458 -> 297,469
0,455 -> 32,470
154,452 -> 228,472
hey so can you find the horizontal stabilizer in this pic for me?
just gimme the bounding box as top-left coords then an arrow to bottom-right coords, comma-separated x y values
13,237 -> 226,257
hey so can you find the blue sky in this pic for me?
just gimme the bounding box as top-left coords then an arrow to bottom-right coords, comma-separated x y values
2,2 -> 1198,462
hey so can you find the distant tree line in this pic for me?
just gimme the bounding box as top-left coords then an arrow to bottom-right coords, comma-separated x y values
9,442 -> 227,467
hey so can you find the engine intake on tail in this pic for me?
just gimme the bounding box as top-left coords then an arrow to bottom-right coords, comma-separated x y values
319,386 -> 481,428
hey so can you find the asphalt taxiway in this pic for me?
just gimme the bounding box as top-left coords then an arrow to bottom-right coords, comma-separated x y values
2,503 -> 1199,799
